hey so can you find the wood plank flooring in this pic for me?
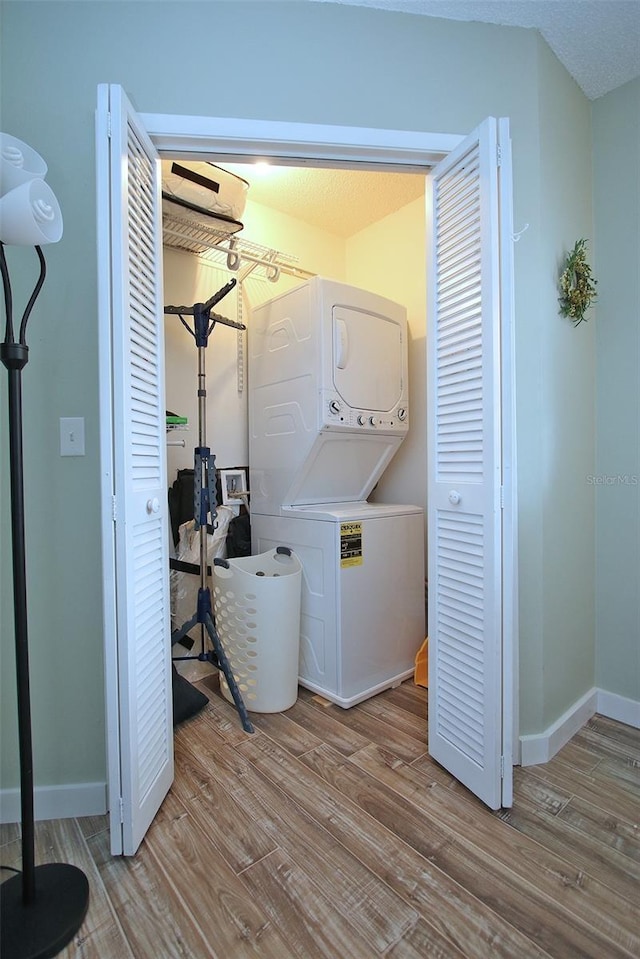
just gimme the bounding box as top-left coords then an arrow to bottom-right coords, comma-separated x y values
1,677 -> 638,958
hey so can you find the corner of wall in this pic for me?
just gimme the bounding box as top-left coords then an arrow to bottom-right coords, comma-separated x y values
519,685 -> 639,766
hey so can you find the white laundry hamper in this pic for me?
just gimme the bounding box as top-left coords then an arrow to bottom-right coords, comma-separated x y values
212,547 -> 302,713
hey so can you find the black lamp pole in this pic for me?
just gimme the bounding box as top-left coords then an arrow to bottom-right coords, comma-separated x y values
0,241 -> 90,958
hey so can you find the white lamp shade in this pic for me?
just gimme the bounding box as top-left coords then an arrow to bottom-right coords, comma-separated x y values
0,178 -> 63,245
0,132 -> 48,197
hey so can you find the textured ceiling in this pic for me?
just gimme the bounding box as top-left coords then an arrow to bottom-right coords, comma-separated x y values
219,162 -> 426,237
310,0 -> 640,100
162,158 -> 426,238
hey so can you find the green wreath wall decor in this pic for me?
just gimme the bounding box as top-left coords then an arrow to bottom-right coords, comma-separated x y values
559,238 -> 598,326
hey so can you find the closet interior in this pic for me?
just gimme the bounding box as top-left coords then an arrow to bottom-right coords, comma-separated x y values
162,156 -> 429,713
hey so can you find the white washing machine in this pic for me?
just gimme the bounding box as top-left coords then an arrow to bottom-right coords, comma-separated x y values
251,502 -> 425,708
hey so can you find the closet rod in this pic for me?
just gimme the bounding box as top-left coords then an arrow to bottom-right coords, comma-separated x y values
224,248 -> 313,281
162,214 -> 315,282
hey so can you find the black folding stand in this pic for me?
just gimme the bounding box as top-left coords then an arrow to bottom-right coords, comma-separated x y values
165,278 -> 254,734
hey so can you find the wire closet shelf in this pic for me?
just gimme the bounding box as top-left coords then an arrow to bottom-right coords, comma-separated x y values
162,210 -> 314,283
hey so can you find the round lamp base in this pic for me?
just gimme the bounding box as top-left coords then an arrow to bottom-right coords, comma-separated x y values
0,862 -> 90,959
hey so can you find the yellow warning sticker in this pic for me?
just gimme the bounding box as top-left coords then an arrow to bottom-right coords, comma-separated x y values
340,521 -> 363,567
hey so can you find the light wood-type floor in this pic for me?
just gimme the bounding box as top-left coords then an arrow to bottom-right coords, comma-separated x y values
1,677 -> 638,958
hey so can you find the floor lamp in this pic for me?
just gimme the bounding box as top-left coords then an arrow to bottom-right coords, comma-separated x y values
0,134 -> 90,958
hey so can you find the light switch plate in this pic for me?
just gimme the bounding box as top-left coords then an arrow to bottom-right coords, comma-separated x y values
60,417 -> 85,456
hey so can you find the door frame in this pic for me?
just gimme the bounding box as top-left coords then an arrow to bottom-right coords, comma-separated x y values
140,113 -> 463,169
104,106 -> 518,831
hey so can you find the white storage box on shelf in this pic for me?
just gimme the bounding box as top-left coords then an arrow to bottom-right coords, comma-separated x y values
212,547 -> 303,713
162,161 -> 249,233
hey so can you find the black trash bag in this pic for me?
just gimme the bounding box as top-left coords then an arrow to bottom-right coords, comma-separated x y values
226,510 -> 251,558
168,468 -> 196,547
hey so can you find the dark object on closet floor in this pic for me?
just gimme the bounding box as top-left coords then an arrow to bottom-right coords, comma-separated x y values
172,665 -> 208,726
226,510 -> 251,557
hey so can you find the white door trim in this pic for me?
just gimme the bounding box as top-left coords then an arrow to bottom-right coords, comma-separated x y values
140,113 -> 462,168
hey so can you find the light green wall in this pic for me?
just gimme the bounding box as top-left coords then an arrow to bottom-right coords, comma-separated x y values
536,35 -> 597,727
509,35 -> 597,733
0,0 -> 603,799
592,78 -> 640,702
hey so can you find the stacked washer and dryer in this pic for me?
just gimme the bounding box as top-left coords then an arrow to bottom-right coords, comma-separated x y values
248,277 -> 425,708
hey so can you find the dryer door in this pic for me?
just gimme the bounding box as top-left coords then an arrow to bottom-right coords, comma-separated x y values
333,305 -> 404,412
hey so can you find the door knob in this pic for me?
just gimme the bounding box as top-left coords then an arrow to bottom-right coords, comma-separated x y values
448,490 -> 461,506
146,497 -> 160,514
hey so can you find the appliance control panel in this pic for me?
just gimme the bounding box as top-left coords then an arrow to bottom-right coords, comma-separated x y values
321,391 -> 408,432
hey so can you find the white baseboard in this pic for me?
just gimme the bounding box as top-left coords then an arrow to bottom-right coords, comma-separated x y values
519,686 -> 640,766
0,781 -> 107,826
520,688 -> 598,766
597,689 -> 640,728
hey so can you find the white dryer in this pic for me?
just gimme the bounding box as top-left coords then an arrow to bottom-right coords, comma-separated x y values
249,276 -> 409,514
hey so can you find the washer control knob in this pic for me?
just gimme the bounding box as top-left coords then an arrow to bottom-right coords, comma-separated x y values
369,416 -> 378,427
357,414 -> 366,426
397,408 -> 407,421
329,400 -> 340,414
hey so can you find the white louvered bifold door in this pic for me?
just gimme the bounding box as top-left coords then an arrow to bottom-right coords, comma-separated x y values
427,117 -> 508,810
97,84 -> 173,855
